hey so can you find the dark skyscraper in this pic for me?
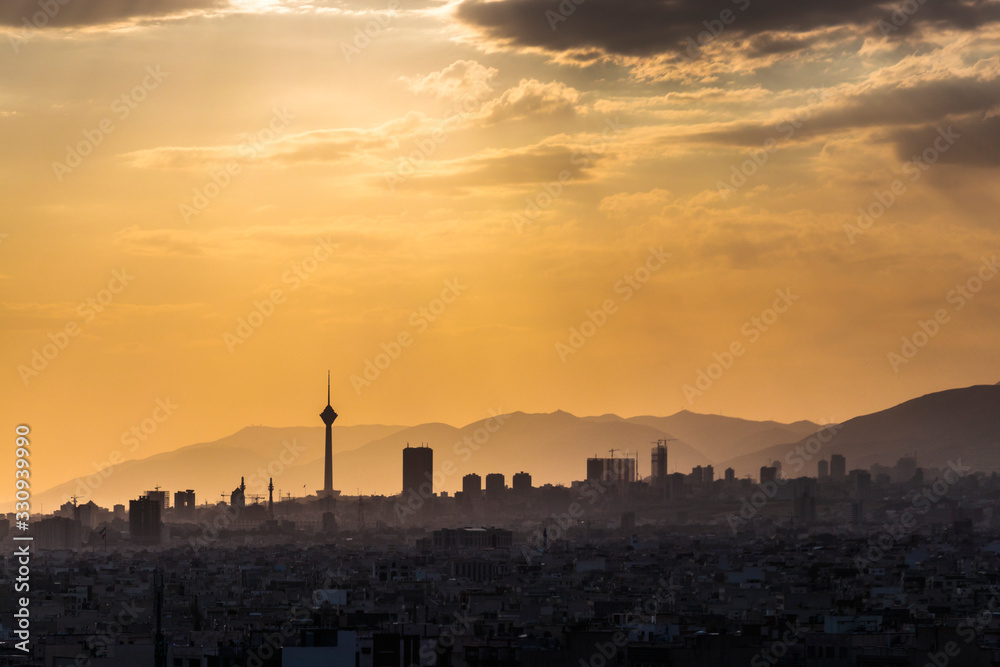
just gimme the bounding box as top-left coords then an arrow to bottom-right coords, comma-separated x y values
830,453 -> 846,480
402,444 -> 433,498
651,444 -> 668,487
512,471 -> 532,493
485,473 -> 505,502
462,473 -> 482,498
129,495 -> 162,545
319,371 -> 338,497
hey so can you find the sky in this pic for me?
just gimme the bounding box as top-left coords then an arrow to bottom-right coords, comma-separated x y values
2,0 -> 999,502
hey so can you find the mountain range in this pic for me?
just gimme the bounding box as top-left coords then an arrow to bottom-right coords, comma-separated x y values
24,383 -> 999,511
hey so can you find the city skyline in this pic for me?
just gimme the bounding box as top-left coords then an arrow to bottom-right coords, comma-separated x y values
3,0 -> 1000,504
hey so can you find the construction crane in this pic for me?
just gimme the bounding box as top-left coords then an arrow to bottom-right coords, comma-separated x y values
608,448 -> 619,458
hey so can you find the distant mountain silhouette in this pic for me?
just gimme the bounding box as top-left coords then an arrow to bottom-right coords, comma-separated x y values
26,410 -> 815,510
720,385 -> 1000,478
625,411 -> 819,462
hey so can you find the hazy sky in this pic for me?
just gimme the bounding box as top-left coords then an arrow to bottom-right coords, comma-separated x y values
2,0 -> 999,500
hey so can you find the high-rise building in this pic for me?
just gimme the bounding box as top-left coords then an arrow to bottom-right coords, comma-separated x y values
830,454 -> 846,480
894,456 -> 918,484
760,466 -> 778,484
818,459 -> 829,479
512,471 -> 532,493
145,489 -> 169,510
74,501 -> 99,529
462,474 -> 482,499
485,473 -> 505,502
587,458 -> 636,485
650,444 -> 668,487
855,470 -> 872,499
35,516 -> 82,550
318,371 -> 339,498
129,495 -> 162,545
724,467 -> 735,483
704,465 -> 715,484
174,490 -> 196,520
402,444 -> 433,498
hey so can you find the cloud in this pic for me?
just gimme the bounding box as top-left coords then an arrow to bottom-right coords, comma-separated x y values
123,112 -> 433,169
687,69 -> 1000,156
401,59 -> 499,99
0,0 -> 230,28
476,78 -> 582,124
890,115 -> 1000,166
454,0 -> 1000,61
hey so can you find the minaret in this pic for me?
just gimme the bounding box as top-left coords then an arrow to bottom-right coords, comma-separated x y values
240,476 -> 245,492
268,478 -> 274,519
319,371 -> 338,497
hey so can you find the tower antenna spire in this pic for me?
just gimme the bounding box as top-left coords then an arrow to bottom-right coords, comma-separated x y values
327,370 -> 331,405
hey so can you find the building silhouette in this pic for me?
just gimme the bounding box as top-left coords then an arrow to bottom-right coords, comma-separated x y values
512,471 -> 532,493
129,495 -> 162,545
319,371 -> 339,498
587,457 -> 636,485
651,444 -> 668,488
830,454 -> 847,480
146,489 -> 170,510
402,444 -> 433,498
462,473 -> 482,499
818,459 -> 829,479
485,473 -> 505,502
35,516 -> 82,550
174,490 -> 196,520
231,477 -> 246,508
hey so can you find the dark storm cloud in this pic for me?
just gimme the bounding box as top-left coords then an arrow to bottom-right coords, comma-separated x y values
455,0 -> 1000,58
0,0 -> 229,28
891,116 -> 1000,165
694,75 -> 1000,147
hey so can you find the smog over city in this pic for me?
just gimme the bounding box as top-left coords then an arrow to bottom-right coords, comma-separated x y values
2,0 -> 1000,665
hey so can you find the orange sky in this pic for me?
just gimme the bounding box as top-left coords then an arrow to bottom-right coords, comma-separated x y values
2,0 -> 999,504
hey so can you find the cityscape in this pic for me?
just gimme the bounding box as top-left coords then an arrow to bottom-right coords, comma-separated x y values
2,382 -> 1000,665
4,0 -> 1000,665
